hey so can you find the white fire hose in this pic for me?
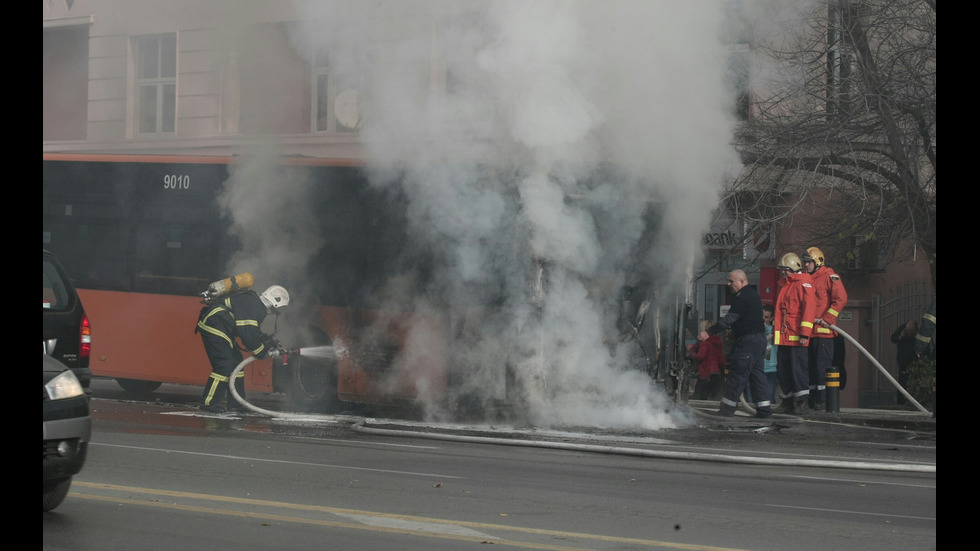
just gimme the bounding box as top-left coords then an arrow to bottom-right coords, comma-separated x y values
220,347 -> 934,473
227,356 -> 283,417
227,354 -> 324,419
830,324 -> 930,414
735,324 -> 930,415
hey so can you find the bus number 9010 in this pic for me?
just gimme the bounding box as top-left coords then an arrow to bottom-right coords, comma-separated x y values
163,174 -> 190,190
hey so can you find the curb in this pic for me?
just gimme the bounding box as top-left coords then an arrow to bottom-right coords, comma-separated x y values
685,400 -> 935,433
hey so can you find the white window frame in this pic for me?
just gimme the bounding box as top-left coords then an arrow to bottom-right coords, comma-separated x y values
311,48 -> 363,134
135,33 -> 177,136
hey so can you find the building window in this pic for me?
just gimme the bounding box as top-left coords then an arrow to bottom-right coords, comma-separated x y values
828,2 -> 873,119
723,0 -> 752,121
135,34 -> 176,135
727,45 -> 751,121
314,67 -> 330,132
312,49 -> 363,133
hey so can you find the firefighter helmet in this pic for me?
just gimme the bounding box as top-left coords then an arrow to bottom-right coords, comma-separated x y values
777,252 -> 803,273
802,246 -> 825,267
259,285 -> 290,313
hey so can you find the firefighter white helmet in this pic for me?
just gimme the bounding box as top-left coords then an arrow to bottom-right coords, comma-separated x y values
259,285 -> 290,313
777,253 -> 803,273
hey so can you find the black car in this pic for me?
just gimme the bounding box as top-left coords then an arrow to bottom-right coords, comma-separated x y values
43,250 -> 91,391
43,354 -> 91,512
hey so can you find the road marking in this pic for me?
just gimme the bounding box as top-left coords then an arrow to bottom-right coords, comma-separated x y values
72,482 -> 757,550
767,503 -> 935,521
332,511 -> 496,539
281,435 -> 441,450
849,440 -> 936,450
789,474 -> 936,489
91,442 -> 465,478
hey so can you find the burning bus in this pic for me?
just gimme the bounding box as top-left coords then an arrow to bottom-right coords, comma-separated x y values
43,152 -> 694,426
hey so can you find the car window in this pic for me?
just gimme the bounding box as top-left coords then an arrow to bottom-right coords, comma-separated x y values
43,259 -> 70,311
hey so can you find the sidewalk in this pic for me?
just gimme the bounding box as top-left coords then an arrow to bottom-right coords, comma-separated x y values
685,399 -> 936,432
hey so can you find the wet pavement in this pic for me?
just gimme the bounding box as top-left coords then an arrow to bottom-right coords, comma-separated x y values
88,377 -> 936,433
88,378 -> 936,472
684,398 -> 936,433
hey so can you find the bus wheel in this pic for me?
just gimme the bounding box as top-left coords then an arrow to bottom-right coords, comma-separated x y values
116,378 -> 163,395
285,353 -> 339,414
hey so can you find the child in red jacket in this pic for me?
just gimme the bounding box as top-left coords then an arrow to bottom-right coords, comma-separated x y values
692,320 -> 726,399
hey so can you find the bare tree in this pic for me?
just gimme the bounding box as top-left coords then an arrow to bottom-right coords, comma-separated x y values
729,0 -> 935,289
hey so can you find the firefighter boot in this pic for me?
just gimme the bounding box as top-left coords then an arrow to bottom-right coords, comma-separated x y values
810,389 -> 825,411
794,399 -> 809,416
772,399 -> 794,414
199,403 -> 227,414
705,403 -> 736,417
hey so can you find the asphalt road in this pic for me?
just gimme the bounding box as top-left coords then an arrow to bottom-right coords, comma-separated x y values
84,377 -> 938,469
43,383 -> 936,551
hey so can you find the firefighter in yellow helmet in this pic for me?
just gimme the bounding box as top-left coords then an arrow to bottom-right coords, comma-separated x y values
802,246 -> 848,410
772,252 -> 817,415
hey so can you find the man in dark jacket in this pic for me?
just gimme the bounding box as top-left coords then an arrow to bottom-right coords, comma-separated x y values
697,269 -> 771,418
197,285 -> 290,413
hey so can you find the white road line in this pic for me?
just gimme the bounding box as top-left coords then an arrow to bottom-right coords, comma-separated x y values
768,503 -> 936,521
91,443 -> 466,479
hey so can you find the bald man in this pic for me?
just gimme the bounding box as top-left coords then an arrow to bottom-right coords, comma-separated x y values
697,270 -> 771,418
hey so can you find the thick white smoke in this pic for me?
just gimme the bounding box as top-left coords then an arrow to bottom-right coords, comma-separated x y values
228,0 -> 740,430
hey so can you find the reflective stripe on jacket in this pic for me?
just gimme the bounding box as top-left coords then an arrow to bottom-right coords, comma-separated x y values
914,298 -> 936,358
196,291 -> 270,357
773,272 -> 816,347
810,266 -> 848,338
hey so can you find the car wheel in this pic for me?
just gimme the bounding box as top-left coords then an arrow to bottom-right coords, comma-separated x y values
116,378 -> 163,395
43,477 -> 72,512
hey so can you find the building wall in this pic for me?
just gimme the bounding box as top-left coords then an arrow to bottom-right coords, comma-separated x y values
86,32 -> 127,142
43,25 -> 89,141
43,0 -> 362,157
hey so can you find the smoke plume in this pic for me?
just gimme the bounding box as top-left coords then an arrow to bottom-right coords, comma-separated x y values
226,1 -> 740,430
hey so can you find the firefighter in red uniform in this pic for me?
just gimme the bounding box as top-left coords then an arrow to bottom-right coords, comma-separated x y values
772,253 -> 817,415
802,246 -> 848,410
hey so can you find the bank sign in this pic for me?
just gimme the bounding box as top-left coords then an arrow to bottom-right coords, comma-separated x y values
703,218 -> 776,260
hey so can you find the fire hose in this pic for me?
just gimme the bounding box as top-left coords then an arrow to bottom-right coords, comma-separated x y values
227,345 -> 344,419
733,324 -> 929,415
227,356 -> 283,418
219,345 -> 933,473
830,324 -> 930,414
